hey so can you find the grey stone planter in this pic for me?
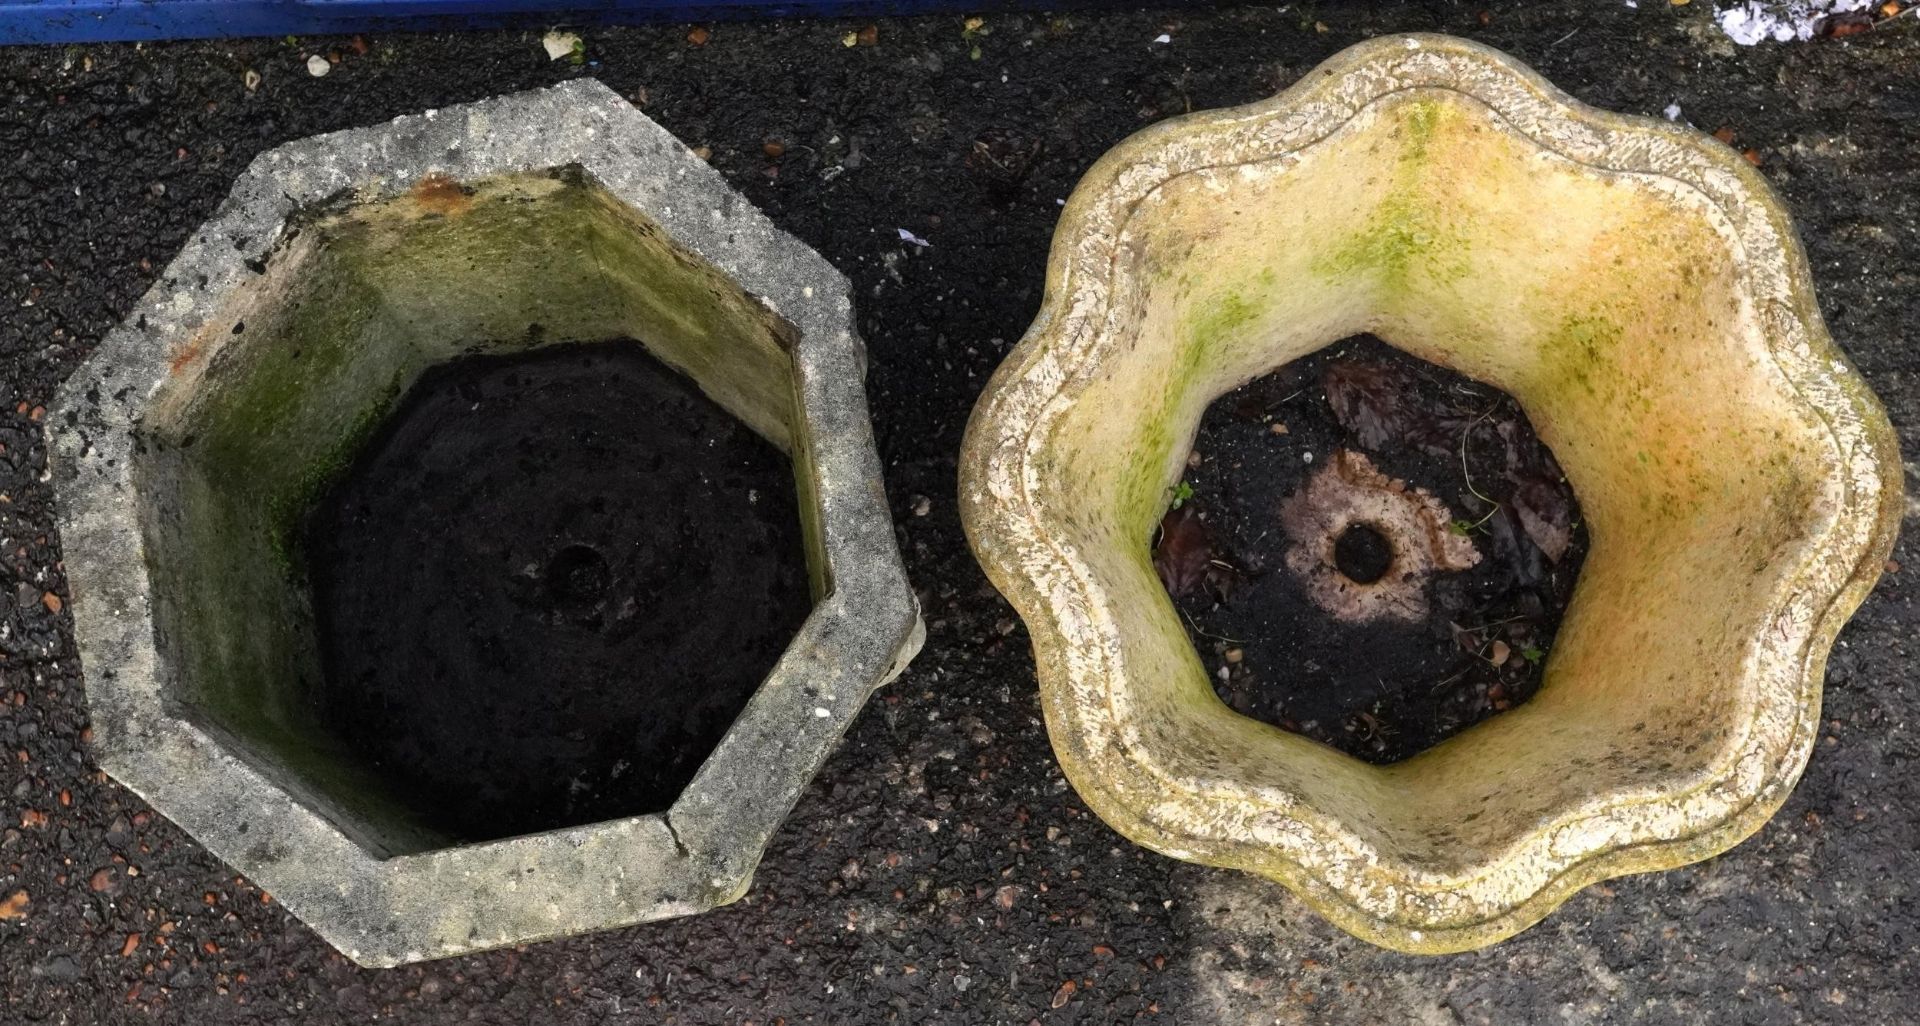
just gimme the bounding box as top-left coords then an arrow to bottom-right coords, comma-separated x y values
49,81 -> 923,967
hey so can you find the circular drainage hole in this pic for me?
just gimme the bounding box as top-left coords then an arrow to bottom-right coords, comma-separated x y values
546,544 -> 612,606
1333,522 -> 1394,585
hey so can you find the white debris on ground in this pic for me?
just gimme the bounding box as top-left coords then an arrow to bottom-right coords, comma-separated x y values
1714,0 -> 1872,44
542,29 -> 582,61
1664,102 -> 1684,121
305,54 -> 330,77
896,228 -> 932,248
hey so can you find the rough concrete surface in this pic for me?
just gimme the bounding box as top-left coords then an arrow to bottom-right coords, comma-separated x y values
0,3 -> 1915,1023
43,78 -> 923,966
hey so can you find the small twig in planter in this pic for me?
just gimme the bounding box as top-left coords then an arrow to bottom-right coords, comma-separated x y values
1459,404 -> 1501,509
1457,614 -> 1527,633
1180,608 -> 1245,645
1352,707 -> 1396,742
1449,505 -> 1500,537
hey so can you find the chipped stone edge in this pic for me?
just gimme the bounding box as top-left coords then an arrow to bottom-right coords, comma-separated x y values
958,34 -> 1902,953
47,79 -> 922,968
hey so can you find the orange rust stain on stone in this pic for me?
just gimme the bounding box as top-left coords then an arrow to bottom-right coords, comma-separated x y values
411,173 -> 475,217
168,336 -> 207,376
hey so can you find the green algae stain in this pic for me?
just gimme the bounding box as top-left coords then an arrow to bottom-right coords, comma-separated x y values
1119,413 -> 1179,531
1182,266 -> 1279,355
1545,314 -> 1623,399
1113,275 -> 1279,531
266,378 -> 408,576
1402,98 -> 1442,160
1185,290 -> 1260,354
1312,194 -> 1468,293
1310,101 -> 1469,295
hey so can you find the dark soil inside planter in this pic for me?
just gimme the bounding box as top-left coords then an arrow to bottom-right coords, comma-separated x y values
1158,335 -> 1589,764
304,340 -> 814,843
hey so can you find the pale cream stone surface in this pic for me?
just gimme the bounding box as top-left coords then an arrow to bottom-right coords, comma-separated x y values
960,34 -> 1901,952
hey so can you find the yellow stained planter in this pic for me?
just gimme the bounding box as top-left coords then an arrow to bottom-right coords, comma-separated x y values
959,34 -> 1901,953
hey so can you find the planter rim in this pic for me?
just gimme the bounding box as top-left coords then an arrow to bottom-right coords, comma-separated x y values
50,79 -> 922,966
959,33 -> 1902,952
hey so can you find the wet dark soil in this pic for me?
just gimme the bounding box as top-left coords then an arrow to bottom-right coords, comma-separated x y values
304,340 -> 813,841
1162,336 -> 1587,763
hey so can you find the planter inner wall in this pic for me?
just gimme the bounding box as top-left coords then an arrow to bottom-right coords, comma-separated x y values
134,168 -> 823,857
1039,89 -> 1836,872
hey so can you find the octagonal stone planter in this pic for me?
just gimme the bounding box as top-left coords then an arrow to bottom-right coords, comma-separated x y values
50,81 -> 922,966
959,35 -> 1901,953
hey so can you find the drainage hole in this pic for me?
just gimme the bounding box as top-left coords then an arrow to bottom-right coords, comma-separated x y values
546,544 -> 611,606
1333,523 -> 1394,585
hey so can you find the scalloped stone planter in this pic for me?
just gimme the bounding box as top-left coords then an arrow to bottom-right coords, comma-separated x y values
959,35 -> 1901,953
50,81 -> 922,966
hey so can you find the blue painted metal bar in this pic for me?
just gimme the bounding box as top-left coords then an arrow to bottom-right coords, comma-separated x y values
0,0 -> 1050,45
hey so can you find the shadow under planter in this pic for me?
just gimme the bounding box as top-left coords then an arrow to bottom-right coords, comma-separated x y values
51,81 -> 922,966
959,34 -> 1902,953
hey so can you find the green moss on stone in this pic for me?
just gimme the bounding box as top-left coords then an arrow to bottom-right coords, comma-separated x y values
1311,100 -> 1468,294
1545,313 -> 1623,399
1402,97 -> 1441,157
1185,291 -> 1259,354
1314,193 -> 1468,292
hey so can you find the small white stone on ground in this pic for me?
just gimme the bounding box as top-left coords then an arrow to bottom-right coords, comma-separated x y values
542,30 -> 582,61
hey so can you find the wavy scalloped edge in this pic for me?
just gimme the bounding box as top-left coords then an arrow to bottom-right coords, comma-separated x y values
959,34 -> 1901,953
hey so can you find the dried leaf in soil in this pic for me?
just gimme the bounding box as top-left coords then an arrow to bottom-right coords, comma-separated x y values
1153,505 -> 1214,600
1497,420 -> 1575,564
1509,476 -> 1573,564
0,890 -> 26,920
1322,360 -> 1454,455
1485,504 -> 1546,587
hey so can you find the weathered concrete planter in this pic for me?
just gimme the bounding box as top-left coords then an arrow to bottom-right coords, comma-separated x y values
50,81 -> 922,966
959,35 -> 1901,953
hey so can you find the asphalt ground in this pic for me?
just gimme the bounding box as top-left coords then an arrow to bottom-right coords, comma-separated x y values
2,4 -> 1916,1023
